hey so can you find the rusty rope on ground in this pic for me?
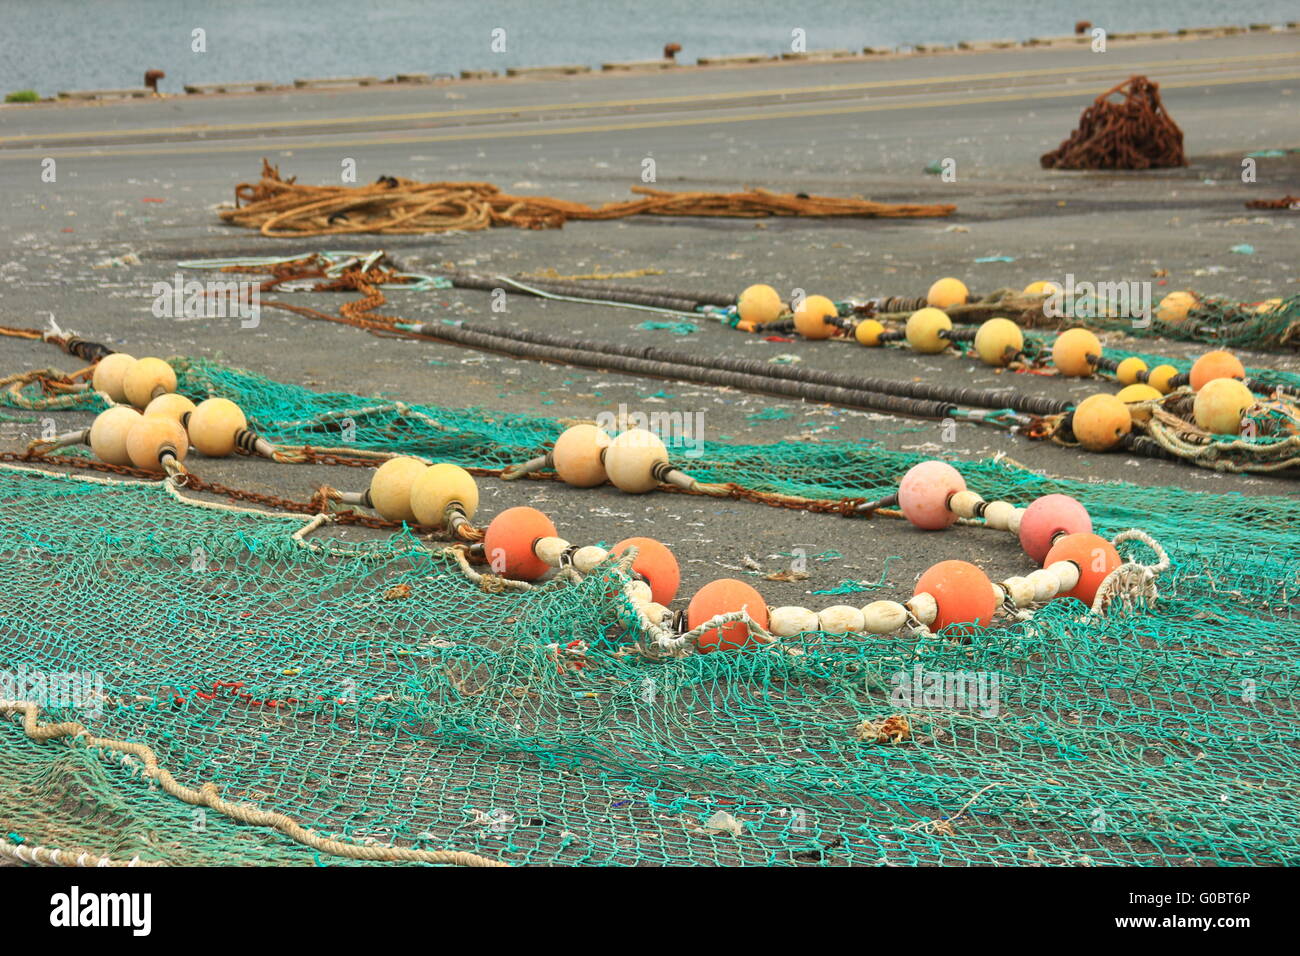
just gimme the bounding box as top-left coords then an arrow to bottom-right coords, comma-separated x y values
220,160 -> 956,237
1040,75 -> 1186,170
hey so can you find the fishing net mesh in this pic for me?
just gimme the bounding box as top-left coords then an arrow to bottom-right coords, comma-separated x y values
1,357 -> 1297,866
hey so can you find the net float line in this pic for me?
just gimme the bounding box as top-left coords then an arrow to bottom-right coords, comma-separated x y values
427,315 -> 1070,417
219,160 -> 957,238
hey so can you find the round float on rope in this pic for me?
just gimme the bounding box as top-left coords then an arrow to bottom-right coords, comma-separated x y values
905,307 -> 953,354
854,319 -> 886,346
1116,383 -> 1162,421
898,460 -> 966,530
1193,378 -> 1254,435
793,294 -> 839,339
926,277 -> 968,309
1072,394 -> 1132,451
186,398 -> 247,457
973,317 -> 1023,366
88,406 -> 143,466
124,416 -> 189,473
483,506 -> 557,581
1022,280 -> 1061,297
603,428 -> 668,494
410,463 -> 479,527
1155,291 -> 1197,324
688,578 -> 768,652
1018,493 -> 1092,565
1044,532 -> 1121,606
91,353 -> 136,403
612,537 -> 680,605
143,393 -> 196,425
122,358 -> 177,409
1189,350 -> 1245,391
1146,364 -> 1180,394
1115,356 -> 1148,386
913,560 -> 997,631
552,424 -> 611,487
368,456 -> 427,522
737,284 -> 784,325
1051,328 -> 1102,377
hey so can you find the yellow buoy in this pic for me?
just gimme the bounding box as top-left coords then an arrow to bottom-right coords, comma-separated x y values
737,284 -> 784,325
1254,297 -> 1282,314
187,398 -> 248,457
368,456 -> 427,522
905,307 -> 953,354
1022,280 -> 1062,297
122,357 -> 177,409
1155,291 -> 1197,325
143,393 -> 196,424
793,294 -> 838,339
1051,328 -> 1102,377
91,353 -> 136,403
410,463 -> 479,527
926,277 -> 968,309
1072,394 -> 1132,451
603,428 -> 667,493
1115,356 -> 1148,386
1188,350 -> 1245,391
88,406 -> 143,465
552,423 -> 611,487
1147,364 -> 1180,394
125,416 -> 189,472
854,319 -> 886,346
1116,383 -> 1162,422
973,317 -> 1024,366
1193,379 -> 1254,435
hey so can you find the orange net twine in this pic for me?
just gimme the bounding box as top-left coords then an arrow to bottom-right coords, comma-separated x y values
1040,75 -> 1187,171
221,161 -> 956,237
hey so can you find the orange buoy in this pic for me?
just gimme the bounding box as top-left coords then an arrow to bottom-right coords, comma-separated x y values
1155,291 -> 1197,324
612,537 -> 681,605
905,307 -> 953,354
483,506 -> 557,581
913,560 -> 997,632
1018,493 -> 1092,565
1146,364 -> 1180,394
688,578 -> 769,652
1193,378 -> 1254,435
1051,328 -> 1102,377
1115,356 -> 1147,386
1044,532 -> 1121,607
737,284 -> 784,325
926,277 -> 968,309
1072,394 -> 1132,451
854,319 -> 886,346
793,294 -> 839,339
973,317 -> 1024,366
1188,350 -> 1245,391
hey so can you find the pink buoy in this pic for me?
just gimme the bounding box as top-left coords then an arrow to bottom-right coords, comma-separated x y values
898,461 -> 966,530
1018,493 -> 1092,565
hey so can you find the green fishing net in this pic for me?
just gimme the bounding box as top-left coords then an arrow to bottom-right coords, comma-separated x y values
1,356 -> 1297,866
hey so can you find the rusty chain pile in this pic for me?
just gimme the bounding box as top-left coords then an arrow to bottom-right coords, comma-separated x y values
1040,75 -> 1187,170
